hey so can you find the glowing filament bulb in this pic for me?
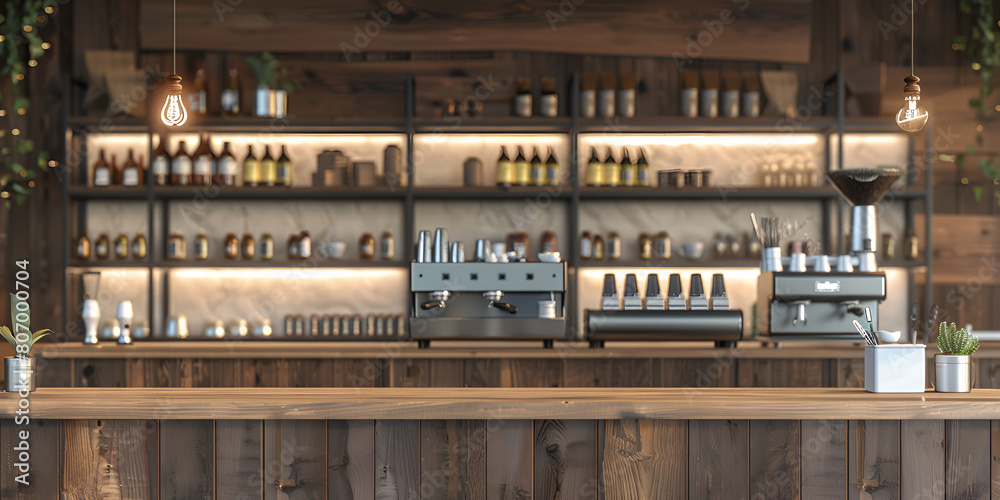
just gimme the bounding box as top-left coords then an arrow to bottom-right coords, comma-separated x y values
895,75 -> 928,132
160,74 -> 188,127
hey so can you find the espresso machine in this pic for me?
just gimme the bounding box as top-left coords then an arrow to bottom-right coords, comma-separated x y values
756,168 -> 898,342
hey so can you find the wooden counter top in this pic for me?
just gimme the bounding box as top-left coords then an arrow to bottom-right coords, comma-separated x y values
4,387 -> 999,420
33,340 -> 1000,360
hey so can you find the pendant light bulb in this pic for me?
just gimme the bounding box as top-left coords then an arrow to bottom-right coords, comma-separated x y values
895,75 -> 927,132
161,74 -> 187,127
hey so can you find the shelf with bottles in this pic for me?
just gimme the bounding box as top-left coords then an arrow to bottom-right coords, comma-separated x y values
68,186 -> 149,200
67,116 -> 407,134
412,133 -> 568,189
577,259 -> 761,269
154,259 -> 408,269
71,233 -> 149,264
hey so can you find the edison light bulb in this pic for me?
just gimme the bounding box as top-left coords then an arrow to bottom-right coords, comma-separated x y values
160,74 -> 188,127
895,75 -> 928,132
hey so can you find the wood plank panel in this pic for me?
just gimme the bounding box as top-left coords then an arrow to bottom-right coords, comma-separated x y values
535,419 -> 599,500
901,419 -> 944,500
328,420 -> 375,500
737,358 -> 824,387
654,357 -> 736,388
392,359 -> 464,387
77,358 -> 127,387
263,420 -> 326,500
160,419 -> 214,499
562,359 -> 611,387
35,358 -> 73,388
487,419 -> 532,500
838,359 -> 865,388
946,420 -> 991,499
689,419 -> 749,499
0,418 -> 59,499
62,419 -> 99,497
801,420 -> 847,499
216,419 -> 263,499
375,420 -> 419,500
992,420 -> 1000,500
420,420 -> 487,499
848,420 -> 899,500
749,420 -> 800,500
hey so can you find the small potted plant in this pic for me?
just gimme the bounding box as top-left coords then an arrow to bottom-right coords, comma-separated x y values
935,322 -> 980,392
245,52 -> 300,118
2,294 -> 52,392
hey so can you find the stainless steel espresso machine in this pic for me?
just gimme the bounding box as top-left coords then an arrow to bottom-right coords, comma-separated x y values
756,168 -> 899,342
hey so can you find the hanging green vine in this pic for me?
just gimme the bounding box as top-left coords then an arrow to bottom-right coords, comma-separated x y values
953,0 -> 1000,181
0,0 -> 55,208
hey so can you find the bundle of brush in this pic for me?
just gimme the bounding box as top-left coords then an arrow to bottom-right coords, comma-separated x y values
752,214 -> 784,272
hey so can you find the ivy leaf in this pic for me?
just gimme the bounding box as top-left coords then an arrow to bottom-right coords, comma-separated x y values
36,151 -> 48,168
974,185 -> 984,203
8,162 -> 22,174
13,97 -> 28,111
14,193 -> 26,206
966,145 -> 976,155
11,183 -> 27,194
15,139 -> 33,154
977,133 -> 984,146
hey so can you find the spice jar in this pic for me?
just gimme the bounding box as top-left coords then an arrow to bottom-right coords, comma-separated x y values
224,233 -> 239,260
607,231 -> 621,260
194,233 -> 209,260
360,232 -> 376,260
541,230 -> 558,254
904,230 -> 919,260
381,230 -> 394,260
95,234 -> 110,259
298,231 -> 312,259
75,234 -> 91,260
654,231 -> 671,259
260,233 -> 274,260
580,231 -> 593,260
882,233 -> 895,261
593,235 -> 605,260
241,233 -> 255,259
639,233 -> 653,260
131,234 -> 147,259
114,234 -> 129,259
166,233 -> 186,260
288,233 -> 301,259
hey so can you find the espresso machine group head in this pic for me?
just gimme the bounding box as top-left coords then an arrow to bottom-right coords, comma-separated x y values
757,167 -> 899,342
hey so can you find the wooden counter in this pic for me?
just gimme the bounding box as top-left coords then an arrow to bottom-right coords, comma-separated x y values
3,387 -> 1000,420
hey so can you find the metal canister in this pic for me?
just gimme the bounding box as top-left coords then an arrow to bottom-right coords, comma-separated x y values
463,157 -> 483,187
659,169 -> 685,188
433,228 -> 449,263
417,230 -> 431,263
450,241 -> 465,263
381,231 -> 395,260
474,239 -> 491,262
654,231 -> 671,259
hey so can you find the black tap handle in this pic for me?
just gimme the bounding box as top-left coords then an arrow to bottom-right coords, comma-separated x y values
421,301 -> 442,310
602,273 -> 617,296
493,302 -> 519,314
689,273 -> 705,297
624,273 -> 639,296
667,273 -> 683,297
710,273 -> 726,297
645,274 -> 661,297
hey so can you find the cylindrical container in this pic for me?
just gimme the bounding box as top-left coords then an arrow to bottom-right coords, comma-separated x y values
538,300 -> 557,319
540,93 -> 558,117
616,89 -> 635,117
384,145 -> 405,188
935,355 -> 972,392
720,90 -> 740,117
882,233 -> 896,261
789,252 -> 807,272
741,91 -> 760,117
680,88 -> 699,117
260,233 -> 274,260
659,170 -> 685,188
654,231 -> 671,260
701,170 -> 713,187
597,89 -> 615,117
813,255 -> 831,272
381,231 -> 394,260
685,170 -> 704,188
275,90 -> 287,118
639,233 -> 653,260
225,233 -> 239,259
416,231 -> 431,263
82,299 -> 100,345
463,158 -> 482,187
699,89 -> 719,117
433,228 -> 449,263
166,315 -> 188,339
475,239 -> 490,262
114,234 -> 129,259
5,357 -> 35,392
299,232 -> 312,259
166,233 -> 186,260
116,300 -> 134,344
254,85 -> 272,117
607,232 -> 622,260
493,242 -> 509,262
360,232 -> 375,260
194,233 -> 209,260
514,93 -> 532,117
592,235 -> 605,260
581,89 -> 596,117
579,231 -> 593,260
762,247 -> 783,272
450,242 -> 465,263
241,233 -> 256,259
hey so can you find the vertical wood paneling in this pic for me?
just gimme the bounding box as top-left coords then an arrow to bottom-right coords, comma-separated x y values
946,420 -> 991,499
901,419 -> 944,500
328,420 -> 375,500
216,419 -> 263,500
376,420 -> 419,500
487,419 -> 532,500
160,419 -> 214,498
0,418 -> 59,499
738,359 -> 824,387
654,358 -> 736,388
263,420 -> 326,500
689,419 -> 749,500
62,419 -> 98,498
848,420 -> 900,500
420,420 -> 487,499
36,358 -> 73,387
78,358 -> 127,387
749,420 -> 800,500
597,419 -> 686,500
801,420 -> 847,500
535,419 -> 599,500
59,419 -> 154,499
837,359 -> 865,388
992,420 -> 1000,500
392,359 -> 464,387
562,359 -> 610,387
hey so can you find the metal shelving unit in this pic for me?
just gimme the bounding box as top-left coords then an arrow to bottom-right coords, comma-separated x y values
60,72 -> 933,341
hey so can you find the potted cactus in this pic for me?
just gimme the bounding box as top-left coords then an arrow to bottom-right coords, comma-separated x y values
935,322 -> 980,392
2,294 -> 51,392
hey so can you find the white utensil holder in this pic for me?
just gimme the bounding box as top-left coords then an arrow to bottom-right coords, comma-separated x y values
865,344 -> 925,393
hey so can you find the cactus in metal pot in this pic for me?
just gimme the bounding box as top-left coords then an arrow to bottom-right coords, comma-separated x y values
937,322 -> 980,356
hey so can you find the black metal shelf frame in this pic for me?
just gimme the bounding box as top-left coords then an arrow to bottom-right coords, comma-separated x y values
60,72 -> 934,341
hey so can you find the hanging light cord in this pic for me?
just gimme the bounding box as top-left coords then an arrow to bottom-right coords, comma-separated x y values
172,0 -> 176,74
910,0 -> 914,75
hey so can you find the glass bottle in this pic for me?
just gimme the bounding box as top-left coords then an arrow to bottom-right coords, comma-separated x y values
276,145 -> 293,187
654,231 -> 671,259
121,148 -> 141,187
131,234 -> 147,259
114,234 -> 129,259
298,231 -> 312,259
224,233 -> 239,259
604,147 -> 621,187
194,233 -> 209,260
593,235 -> 605,260
514,146 -> 530,186
241,233 -> 255,259
166,233 -> 186,260
189,61 -> 208,115
221,59 -> 240,117
607,231 -> 621,260
360,232 -> 375,259
541,230 -> 558,253
109,154 -> 119,185
621,148 -> 637,187
192,133 -> 214,185
380,230 -> 394,260
215,141 -> 238,186
152,135 -> 171,186
904,230 -> 919,260
260,145 -> 277,187
287,233 -> 300,259
92,148 -> 110,187
94,234 -> 110,259
636,148 -> 650,187
579,230 -> 593,260
75,234 -> 91,260
495,146 -> 513,188
260,233 -> 274,260
639,233 -> 653,260
545,147 -> 559,186
585,147 -> 603,187
171,140 -> 192,186
242,145 -> 260,187
530,147 -> 545,186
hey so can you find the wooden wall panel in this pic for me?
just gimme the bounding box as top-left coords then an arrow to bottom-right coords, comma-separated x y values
216,419 -> 263,499
749,420 -> 800,500
160,419 -> 214,499
392,359 -> 464,387
848,420 -> 900,500
946,420 -> 991,499
420,420 -> 487,499
0,418 -> 59,499
35,358 -> 73,388
901,419 -> 944,500
535,419 -> 599,500
598,419 -> 685,500
563,359 -> 611,387
654,358 -> 736,388
688,419 -> 749,499
801,420 -> 847,499
264,420 -> 326,500
376,420 -> 420,500
486,419 -> 532,500
992,420 -> 1000,499
334,420 -> 375,500
58,419 -> 155,499
737,359 -> 825,387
